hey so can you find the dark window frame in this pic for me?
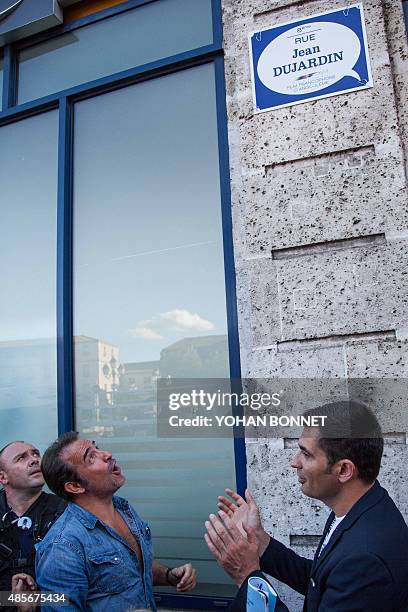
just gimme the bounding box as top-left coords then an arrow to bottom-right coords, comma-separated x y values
404,0 -> 408,37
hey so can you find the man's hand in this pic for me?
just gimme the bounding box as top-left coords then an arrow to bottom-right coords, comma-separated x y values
218,488 -> 270,556
12,573 -> 36,592
205,510 -> 260,586
168,563 -> 197,592
11,574 -> 37,612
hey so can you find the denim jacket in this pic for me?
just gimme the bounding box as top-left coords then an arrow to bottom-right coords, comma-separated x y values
35,496 -> 156,612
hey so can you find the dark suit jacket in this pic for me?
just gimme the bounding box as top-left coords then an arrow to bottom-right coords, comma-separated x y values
230,481 -> 408,611
228,569 -> 289,612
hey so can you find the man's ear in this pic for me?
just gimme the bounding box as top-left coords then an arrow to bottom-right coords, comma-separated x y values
0,470 -> 8,487
64,481 -> 86,496
336,459 -> 357,483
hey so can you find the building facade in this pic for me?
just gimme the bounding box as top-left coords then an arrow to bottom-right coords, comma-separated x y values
0,0 -> 407,609
223,0 -> 408,608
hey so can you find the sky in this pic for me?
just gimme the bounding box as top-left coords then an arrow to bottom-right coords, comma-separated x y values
72,63 -> 229,364
0,65 -> 229,368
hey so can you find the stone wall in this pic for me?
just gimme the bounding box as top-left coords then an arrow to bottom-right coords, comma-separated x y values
222,0 -> 408,608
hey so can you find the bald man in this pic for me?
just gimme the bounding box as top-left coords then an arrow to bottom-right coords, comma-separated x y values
0,441 -> 66,609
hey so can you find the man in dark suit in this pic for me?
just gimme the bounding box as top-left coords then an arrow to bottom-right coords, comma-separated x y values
205,401 -> 408,611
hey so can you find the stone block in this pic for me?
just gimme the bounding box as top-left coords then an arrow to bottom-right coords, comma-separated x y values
274,241 -> 408,341
346,339 -> 408,378
239,74 -> 400,169
223,0 -> 371,22
380,445 -> 408,522
248,256 -> 281,347
247,344 -> 346,377
344,339 -> 408,434
234,258 -> 252,357
243,147 -> 408,253
383,0 -> 408,172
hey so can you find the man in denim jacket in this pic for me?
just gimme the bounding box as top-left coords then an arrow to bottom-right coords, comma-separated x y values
35,432 -> 196,611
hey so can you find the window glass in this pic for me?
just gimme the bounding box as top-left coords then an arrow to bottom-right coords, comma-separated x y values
18,0 -> 213,104
73,64 -> 236,597
0,112 -> 58,451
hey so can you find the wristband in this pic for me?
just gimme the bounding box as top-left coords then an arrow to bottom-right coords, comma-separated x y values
166,567 -> 175,585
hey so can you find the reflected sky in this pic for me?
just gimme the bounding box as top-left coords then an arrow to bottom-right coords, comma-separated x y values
0,112 -> 58,448
18,0 -> 213,104
0,112 -> 58,342
73,63 -> 228,363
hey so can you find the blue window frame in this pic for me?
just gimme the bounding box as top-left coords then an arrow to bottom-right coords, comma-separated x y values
0,1 -> 246,608
404,0 -> 408,37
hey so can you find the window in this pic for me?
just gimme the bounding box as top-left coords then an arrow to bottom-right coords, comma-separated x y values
73,63 -> 237,598
0,112 -> 58,450
18,0 -> 213,104
0,1 -> 241,606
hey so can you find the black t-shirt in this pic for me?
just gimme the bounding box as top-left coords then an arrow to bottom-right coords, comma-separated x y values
0,490 -> 67,601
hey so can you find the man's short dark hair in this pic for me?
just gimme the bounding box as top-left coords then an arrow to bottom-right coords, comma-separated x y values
41,432 -> 87,501
303,401 -> 384,484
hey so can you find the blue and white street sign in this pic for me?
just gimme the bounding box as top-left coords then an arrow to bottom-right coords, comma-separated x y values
249,4 -> 373,113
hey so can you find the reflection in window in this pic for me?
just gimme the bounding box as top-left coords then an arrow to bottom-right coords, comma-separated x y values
73,64 -> 236,597
0,112 -> 58,450
18,0 -> 213,104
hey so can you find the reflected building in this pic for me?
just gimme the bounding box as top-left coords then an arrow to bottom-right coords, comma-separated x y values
76,334 -> 229,438
0,334 -> 228,443
0,338 -> 57,449
74,335 -> 121,407
120,360 -> 159,393
159,334 -> 229,378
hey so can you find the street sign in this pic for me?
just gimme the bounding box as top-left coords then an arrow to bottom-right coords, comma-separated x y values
249,4 -> 373,113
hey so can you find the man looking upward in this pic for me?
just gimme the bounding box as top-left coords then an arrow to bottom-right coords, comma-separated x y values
36,432 -> 196,611
205,401 -> 408,611
0,442 -> 66,609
